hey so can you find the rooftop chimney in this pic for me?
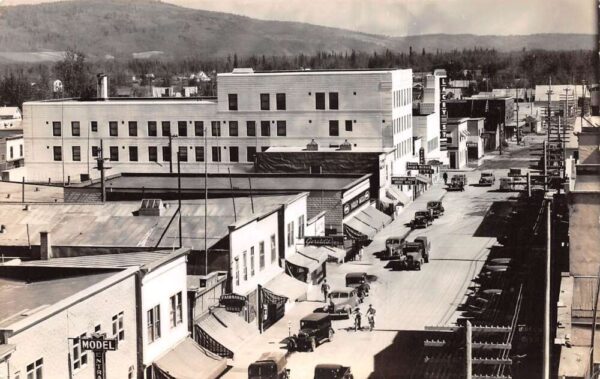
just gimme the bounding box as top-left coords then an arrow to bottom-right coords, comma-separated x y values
306,139 -> 319,151
97,74 -> 108,100
40,231 -> 52,260
338,139 -> 352,151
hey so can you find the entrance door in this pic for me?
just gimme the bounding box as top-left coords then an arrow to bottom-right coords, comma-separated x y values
449,152 -> 457,169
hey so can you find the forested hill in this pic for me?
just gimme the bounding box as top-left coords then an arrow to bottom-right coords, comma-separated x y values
0,0 -> 594,62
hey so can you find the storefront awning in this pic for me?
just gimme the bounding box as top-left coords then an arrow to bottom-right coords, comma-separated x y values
385,186 -> 411,206
344,215 -> 377,240
323,246 -> 346,262
264,272 -> 308,302
297,246 -> 329,265
416,175 -> 432,185
195,307 -> 257,355
153,338 -> 227,379
286,252 -> 322,272
360,206 -> 392,229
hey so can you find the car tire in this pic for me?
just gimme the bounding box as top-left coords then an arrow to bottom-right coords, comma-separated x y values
424,255 -> 429,263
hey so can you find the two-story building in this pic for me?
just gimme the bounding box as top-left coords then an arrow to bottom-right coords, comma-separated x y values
0,107 -> 22,129
446,118 -> 469,169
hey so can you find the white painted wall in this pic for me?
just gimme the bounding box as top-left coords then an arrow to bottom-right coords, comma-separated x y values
283,194 -> 308,260
6,136 -> 24,162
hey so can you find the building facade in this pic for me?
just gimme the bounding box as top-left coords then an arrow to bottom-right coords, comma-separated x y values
21,68 -> 414,184
0,107 -> 22,130
446,118 -> 469,169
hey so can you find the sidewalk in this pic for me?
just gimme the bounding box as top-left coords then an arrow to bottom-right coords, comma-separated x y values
364,185 -> 446,255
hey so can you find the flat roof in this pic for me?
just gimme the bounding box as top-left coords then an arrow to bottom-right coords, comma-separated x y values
25,98 -> 217,106
219,68 -> 409,77
92,173 -> 370,193
0,129 -> 23,138
0,194 -> 305,251
0,270 -> 118,328
262,146 -> 395,154
20,250 -> 176,269
568,192 -> 600,276
574,174 -> 600,191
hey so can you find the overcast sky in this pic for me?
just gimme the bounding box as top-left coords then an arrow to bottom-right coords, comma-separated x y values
1,0 -> 596,36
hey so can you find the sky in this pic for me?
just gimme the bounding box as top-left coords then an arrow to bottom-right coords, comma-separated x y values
0,0 -> 596,36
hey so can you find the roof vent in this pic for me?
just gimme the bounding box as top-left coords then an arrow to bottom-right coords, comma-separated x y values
232,68 -> 254,74
306,139 -> 319,151
338,139 -> 352,151
138,199 -> 164,216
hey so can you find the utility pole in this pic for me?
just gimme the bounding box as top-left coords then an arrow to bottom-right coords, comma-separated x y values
515,86 -> 520,145
466,320 -> 473,379
204,125 -> 208,276
590,266 -> 600,378
177,151 -> 182,249
168,134 -> 178,174
95,139 -> 109,203
564,88 -> 571,119
543,198 -> 551,379
543,140 -> 548,192
546,78 -> 553,141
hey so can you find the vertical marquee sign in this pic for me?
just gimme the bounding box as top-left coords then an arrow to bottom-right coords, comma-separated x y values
439,77 -> 448,151
76,334 -> 118,379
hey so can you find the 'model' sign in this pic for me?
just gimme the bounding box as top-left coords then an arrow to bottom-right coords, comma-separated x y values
80,338 -> 118,351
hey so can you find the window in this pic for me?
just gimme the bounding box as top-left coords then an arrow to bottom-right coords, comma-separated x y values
72,333 -> 88,371
229,121 -> 238,137
109,121 -> 118,136
9,146 -> 13,159
72,146 -> 81,161
345,120 -> 353,132
276,93 -> 286,110
211,146 -> 221,162
19,144 -> 23,157
112,311 -> 125,341
297,215 -> 305,239
235,259 -> 240,286
26,358 -> 43,379
195,146 -> 204,162
228,94 -> 238,111
94,324 -> 101,333
211,121 -> 221,137
148,146 -> 158,162
169,292 -> 183,328
161,121 -> 171,137
53,146 -> 62,161
148,121 -> 157,136
147,305 -> 161,343
92,146 -> 99,157
260,93 -> 270,110
315,92 -> 325,110
128,121 -> 138,137
259,241 -> 265,270
178,121 -> 187,137
242,251 -> 248,281
162,146 -> 171,162
129,146 -> 138,162
287,221 -> 294,247
52,121 -> 61,136
260,121 -> 270,136
194,121 -> 204,136
246,146 -> 256,162
270,234 -> 277,263
250,247 -> 255,277
446,137 -> 453,144
276,120 -> 286,136
109,146 -> 119,161
229,146 -> 239,162
71,121 -> 80,136
246,121 -> 256,137
329,120 -> 339,136
329,92 -> 339,110
178,146 -> 187,162
91,121 -> 98,132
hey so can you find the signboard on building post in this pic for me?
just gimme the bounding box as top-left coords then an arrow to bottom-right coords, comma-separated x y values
439,77 -> 448,151
76,334 -> 118,379
419,147 -> 425,165
391,177 -> 417,186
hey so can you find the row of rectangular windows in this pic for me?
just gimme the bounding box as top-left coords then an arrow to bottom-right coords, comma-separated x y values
147,291 -> 184,344
392,114 -> 411,134
52,145 -> 268,163
395,138 -> 413,159
50,118 -> 358,138
228,92 -> 340,111
235,234 -> 277,286
393,88 -> 412,108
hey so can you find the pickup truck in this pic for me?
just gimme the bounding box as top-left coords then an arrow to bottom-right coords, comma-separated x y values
479,172 -> 495,186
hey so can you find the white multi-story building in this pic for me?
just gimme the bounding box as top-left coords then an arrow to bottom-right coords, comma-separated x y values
21,68 -> 414,184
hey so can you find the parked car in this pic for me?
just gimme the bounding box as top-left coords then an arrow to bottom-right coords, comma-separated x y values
248,351 -> 290,379
390,242 -> 425,270
427,201 -> 445,218
345,272 -> 369,290
499,177 -> 527,191
479,172 -> 496,186
287,313 -> 334,352
454,174 -> 468,185
447,176 -> 465,191
413,236 -> 430,263
508,168 -> 522,177
411,210 -> 433,228
384,236 -> 406,259
322,288 -> 359,316
314,364 -> 354,379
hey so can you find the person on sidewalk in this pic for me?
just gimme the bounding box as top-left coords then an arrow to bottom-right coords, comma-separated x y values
358,247 -> 364,261
442,172 -> 448,185
321,279 -> 331,302
366,304 -> 376,331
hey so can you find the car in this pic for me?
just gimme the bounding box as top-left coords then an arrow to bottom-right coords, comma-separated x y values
411,210 -> 433,228
413,236 -> 431,263
384,236 -> 406,259
345,272 -> 370,297
390,242 -> 425,270
323,287 -> 359,316
287,313 -> 334,352
248,351 -> 290,379
508,168 -> 522,177
314,364 -> 354,379
479,172 -> 496,186
427,201 -> 445,217
447,176 -> 465,191
453,174 -> 468,185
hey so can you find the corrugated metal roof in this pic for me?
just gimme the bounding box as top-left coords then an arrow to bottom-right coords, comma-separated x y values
21,251 -> 173,268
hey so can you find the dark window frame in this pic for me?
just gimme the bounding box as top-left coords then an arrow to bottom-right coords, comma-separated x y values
177,121 -> 187,137
260,93 -> 270,110
52,121 -> 61,136
109,146 -> 119,162
329,120 -> 339,136
228,93 -> 238,111
276,93 -> 286,110
161,121 -> 171,137
315,92 -> 325,110
148,121 -> 157,137
246,121 -> 256,137
148,146 -> 158,162
329,92 -> 339,110
195,146 -> 205,162
109,121 -> 118,137
345,120 -> 353,132
211,121 -> 221,137
129,146 -> 138,162
276,120 -> 286,136
178,146 -> 188,162
194,121 -> 204,136
260,121 -> 270,136
72,146 -> 81,161
211,146 -> 221,162
53,146 -> 62,161
162,146 -> 171,162
229,146 -> 239,162
91,121 -> 98,132
128,121 -> 138,137
229,121 -> 239,137
71,121 -> 80,136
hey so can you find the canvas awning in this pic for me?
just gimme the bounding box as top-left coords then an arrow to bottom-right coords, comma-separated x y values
361,206 -> 392,229
153,338 -> 227,379
416,175 -> 432,185
264,272 -> 308,302
323,246 -> 346,262
344,215 -> 377,240
286,252 -> 322,273
297,246 -> 329,264
385,186 -> 411,206
195,307 -> 257,356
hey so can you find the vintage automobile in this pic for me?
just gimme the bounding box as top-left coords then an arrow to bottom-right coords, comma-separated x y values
411,210 -> 433,228
390,242 -> 425,270
426,201 -> 445,218
345,272 -> 369,290
508,168 -> 522,177
248,351 -> 290,379
479,171 -> 496,186
447,176 -> 465,191
413,236 -> 430,263
383,236 -> 406,259
287,313 -> 334,352
314,364 -> 354,379
499,177 -> 527,191
454,174 -> 468,185
322,287 -> 359,316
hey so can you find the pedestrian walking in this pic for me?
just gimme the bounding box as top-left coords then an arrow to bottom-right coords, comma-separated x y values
366,304 -> 376,331
358,246 -> 364,261
442,172 -> 448,185
320,279 -> 330,302
353,308 -> 362,331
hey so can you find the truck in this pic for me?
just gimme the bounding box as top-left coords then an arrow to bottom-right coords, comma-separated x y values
248,352 -> 290,379
411,210 -> 433,228
390,242 -> 426,270
384,235 -> 408,259
478,171 -> 495,186
413,236 -> 430,263
427,201 -> 445,218
447,176 -> 465,191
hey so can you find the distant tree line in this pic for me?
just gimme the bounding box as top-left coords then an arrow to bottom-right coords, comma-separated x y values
0,48 -> 595,108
